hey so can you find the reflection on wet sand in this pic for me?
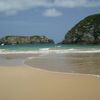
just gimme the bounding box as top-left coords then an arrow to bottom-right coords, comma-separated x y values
25,53 -> 100,75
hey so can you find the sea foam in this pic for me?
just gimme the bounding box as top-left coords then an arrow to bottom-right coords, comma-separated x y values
0,48 -> 100,54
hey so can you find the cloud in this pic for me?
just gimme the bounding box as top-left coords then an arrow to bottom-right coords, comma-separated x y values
0,0 -> 100,15
43,8 -> 62,17
54,0 -> 100,8
0,0 -> 49,15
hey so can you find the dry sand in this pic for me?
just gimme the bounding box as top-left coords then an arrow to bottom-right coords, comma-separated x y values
0,66 -> 100,100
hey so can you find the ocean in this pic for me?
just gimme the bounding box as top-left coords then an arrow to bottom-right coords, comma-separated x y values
0,44 -> 100,54
0,44 -> 100,75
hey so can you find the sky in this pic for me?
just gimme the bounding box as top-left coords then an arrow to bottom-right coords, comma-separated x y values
0,0 -> 100,43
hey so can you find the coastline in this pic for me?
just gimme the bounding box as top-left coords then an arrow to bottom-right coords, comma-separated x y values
0,52 -> 100,76
0,10 -> 100,100
25,53 -> 100,75
27,66 -> 100,78
0,53 -> 100,100
0,53 -> 41,67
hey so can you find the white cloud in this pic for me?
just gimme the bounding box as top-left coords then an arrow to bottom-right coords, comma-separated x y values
43,8 -> 62,17
0,0 -> 100,15
54,0 -> 100,8
0,0 -> 49,15
54,0 -> 87,8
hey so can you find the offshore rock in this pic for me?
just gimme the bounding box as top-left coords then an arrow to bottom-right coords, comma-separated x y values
0,35 -> 54,45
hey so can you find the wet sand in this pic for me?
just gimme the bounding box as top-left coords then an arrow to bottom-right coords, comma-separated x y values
25,53 -> 100,75
0,53 -> 40,67
0,66 -> 100,100
0,53 -> 100,100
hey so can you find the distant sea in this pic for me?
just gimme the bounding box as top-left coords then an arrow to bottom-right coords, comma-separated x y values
0,44 -> 100,75
1,44 -> 100,54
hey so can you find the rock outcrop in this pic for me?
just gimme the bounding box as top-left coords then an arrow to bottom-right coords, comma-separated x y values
0,35 -> 54,45
61,14 -> 100,44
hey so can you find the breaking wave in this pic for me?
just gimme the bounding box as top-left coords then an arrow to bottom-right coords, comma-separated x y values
0,48 -> 100,54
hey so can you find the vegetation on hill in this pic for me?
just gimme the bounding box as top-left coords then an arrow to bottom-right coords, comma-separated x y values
61,14 -> 100,44
0,35 -> 54,45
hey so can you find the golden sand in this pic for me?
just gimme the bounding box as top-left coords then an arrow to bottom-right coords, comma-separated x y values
0,67 -> 100,100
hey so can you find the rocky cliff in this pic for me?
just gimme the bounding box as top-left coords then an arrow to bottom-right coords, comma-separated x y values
61,14 -> 100,44
0,36 -> 54,45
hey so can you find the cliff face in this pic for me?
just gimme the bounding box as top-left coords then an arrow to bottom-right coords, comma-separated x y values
61,14 -> 100,44
0,36 -> 54,45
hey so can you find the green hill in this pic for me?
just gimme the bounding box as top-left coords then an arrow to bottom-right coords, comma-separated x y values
61,14 -> 100,44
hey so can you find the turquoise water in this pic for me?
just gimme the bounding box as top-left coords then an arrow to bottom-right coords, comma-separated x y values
0,44 -> 55,51
1,44 -> 100,75
0,44 -> 100,52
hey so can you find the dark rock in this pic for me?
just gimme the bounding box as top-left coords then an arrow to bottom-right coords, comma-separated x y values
0,35 -> 54,45
61,14 -> 100,44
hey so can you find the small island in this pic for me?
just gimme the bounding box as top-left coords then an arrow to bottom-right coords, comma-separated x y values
0,35 -> 54,45
61,14 -> 100,44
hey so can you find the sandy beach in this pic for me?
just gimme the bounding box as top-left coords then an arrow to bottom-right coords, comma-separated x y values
0,53 -> 100,100
0,66 -> 100,100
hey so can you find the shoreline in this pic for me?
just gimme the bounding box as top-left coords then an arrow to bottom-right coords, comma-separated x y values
25,55 -> 100,77
0,65 -> 100,78
0,53 -> 100,100
26,66 -> 100,78
0,53 -> 100,76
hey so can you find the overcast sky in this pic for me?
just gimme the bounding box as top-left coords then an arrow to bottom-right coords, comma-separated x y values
0,0 -> 100,42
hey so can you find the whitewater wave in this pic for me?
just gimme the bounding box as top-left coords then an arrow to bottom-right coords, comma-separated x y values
0,49 -> 7,53
0,48 -> 100,54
